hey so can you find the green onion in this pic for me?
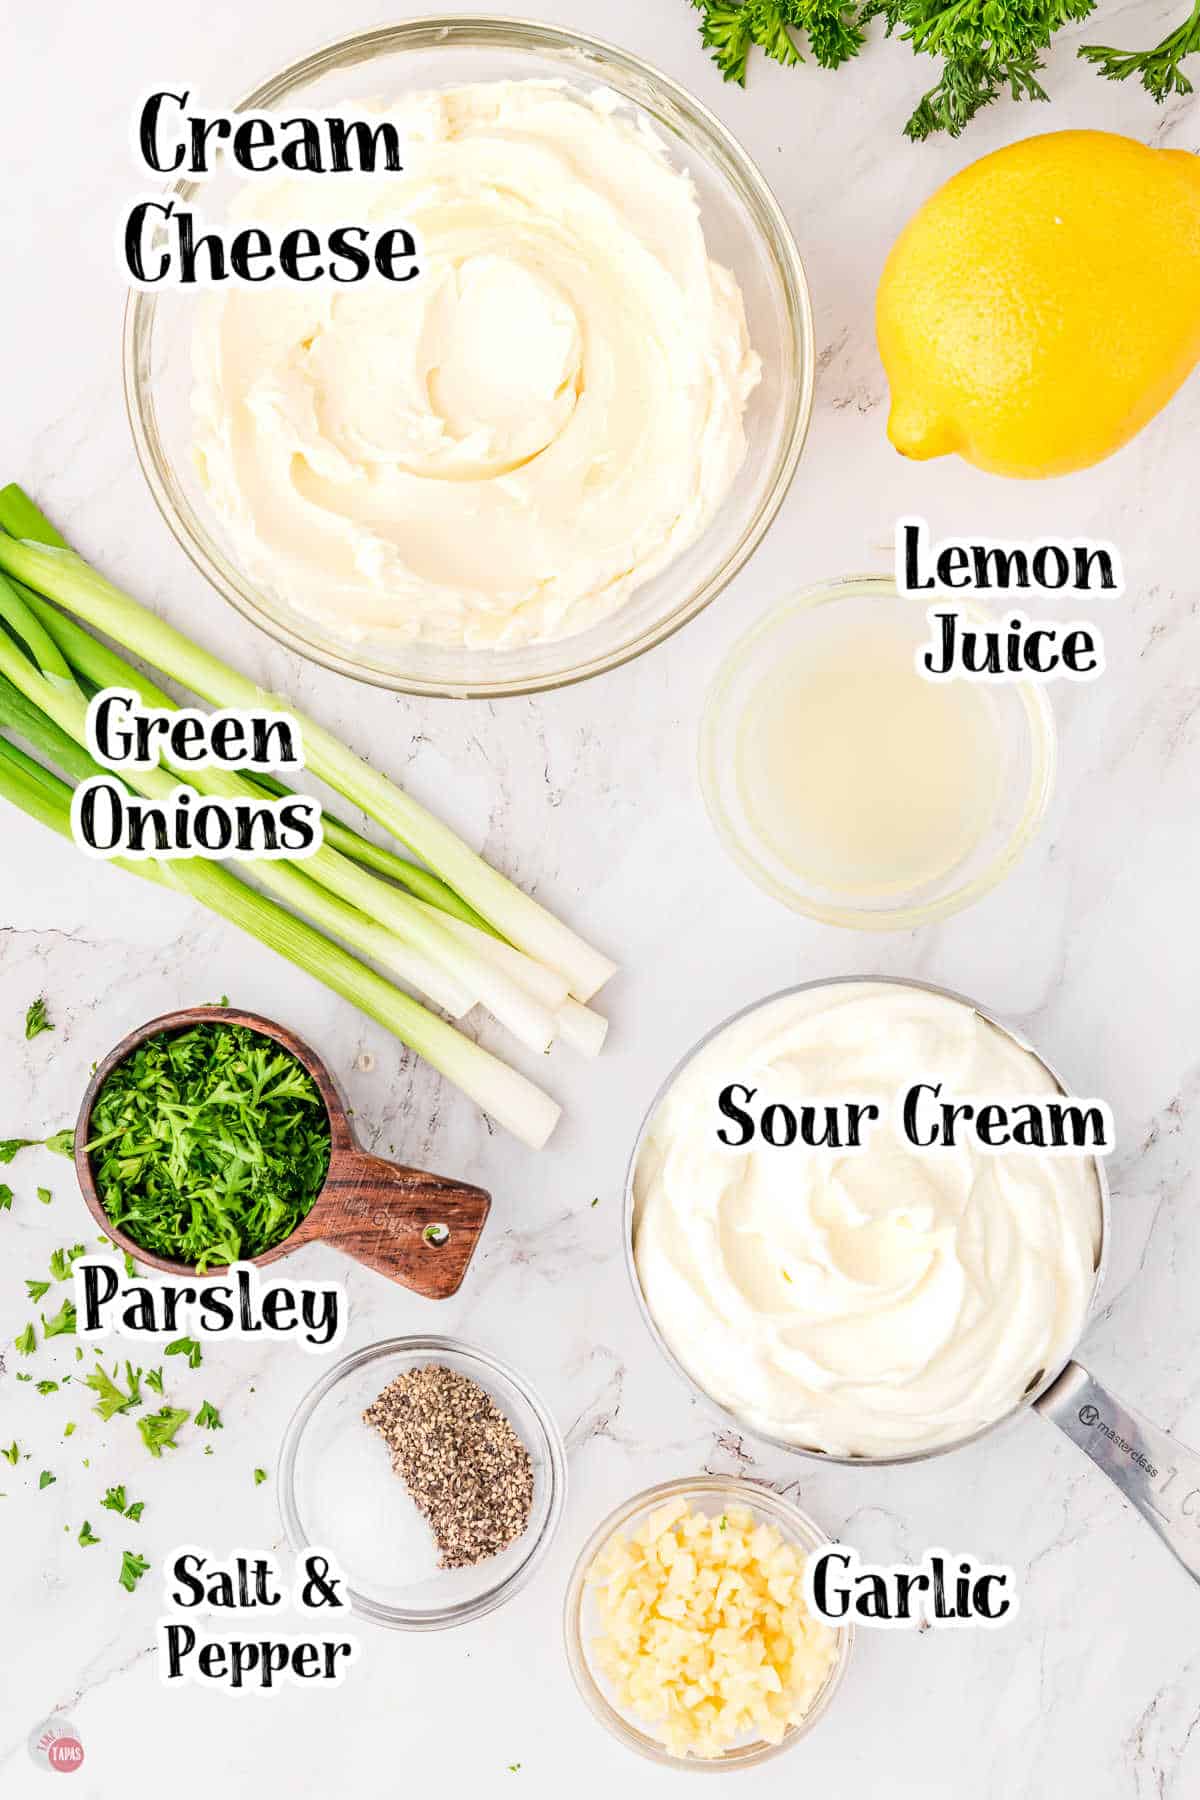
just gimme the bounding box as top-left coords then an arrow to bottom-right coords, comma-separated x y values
0,619 -> 552,1048
0,722 -> 559,1147
0,486 -> 614,1000
17,583 -> 496,939
4,536 -> 571,1047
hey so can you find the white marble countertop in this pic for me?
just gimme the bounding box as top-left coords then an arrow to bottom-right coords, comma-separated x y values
2,3 -> 1198,1795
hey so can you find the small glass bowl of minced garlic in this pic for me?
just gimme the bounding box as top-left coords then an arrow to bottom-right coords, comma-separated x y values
279,1336 -> 566,1630
563,1477 -> 853,1768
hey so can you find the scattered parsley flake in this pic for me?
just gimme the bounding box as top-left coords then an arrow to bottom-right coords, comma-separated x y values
35,1380 -> 59,1396
253,1468 -> 268,1487
195,1400 -> 222,1431
63,1422 -> 76,1438
165,1337 -> 202,1370
85,1361 -> 143,1422
144,1367 -> 164,1395
37,1187 -> 52,1205
125,1500 -> 145,1522
78,1520 -> 101,1547
40,1298 -> 76,1338
0,1131 -> 72,1163
25,1278 -> 50,1301
137,1406 -> 189,1458
15,1322 -> 36,1355
38,1469 -> 56,1489
118,1549 -> 150,1593
49,1243 -> 85,1281
1,1443 -> 18,1466
0,1184 -> 11,1212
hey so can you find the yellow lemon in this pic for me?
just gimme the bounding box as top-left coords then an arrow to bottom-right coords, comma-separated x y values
876,130 -> 1200,478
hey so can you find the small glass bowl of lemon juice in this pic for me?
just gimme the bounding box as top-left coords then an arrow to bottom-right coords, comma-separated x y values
700,575 -> 1056,929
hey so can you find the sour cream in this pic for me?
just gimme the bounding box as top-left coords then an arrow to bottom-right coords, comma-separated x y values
192,81 -> 761,650
632,983 -> 1103,1458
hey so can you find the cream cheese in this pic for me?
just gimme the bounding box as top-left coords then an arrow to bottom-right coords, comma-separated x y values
192,81 -> 761,650
632,982 -> 1103,1458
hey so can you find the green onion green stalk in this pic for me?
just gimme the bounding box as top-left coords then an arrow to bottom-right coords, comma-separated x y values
0,483 -> 620,1146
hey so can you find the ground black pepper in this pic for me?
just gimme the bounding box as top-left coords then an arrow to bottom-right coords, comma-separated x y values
363,1363 -> 534,1570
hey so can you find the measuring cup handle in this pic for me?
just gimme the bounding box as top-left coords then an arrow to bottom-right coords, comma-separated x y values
1034,1361 -> 1200,1584
310,1152 -> 490,1299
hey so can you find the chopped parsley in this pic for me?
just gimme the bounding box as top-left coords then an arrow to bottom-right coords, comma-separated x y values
40,1298 -> 76,1338
118,1549 -> 150,1593
38,1470 -> 56,1489
2,1442 -> 18,1465
0,1184 -> 11,1212
194,1400 -> 222,1431
85,1361 -> 143,1421
165,1337 -> 202,1370
144,1367 -> 164,1395
49,1243 -> 85,1280
78,1520 -> 101,1547
137,1406 -> 189,1458
0,1132 -> 74,1163
15,1322 -> 36,1355
24,998 -> 53,1040
85,1021 -> 331,1270
253,1468 -> 268,1486
35,1379 -> 59,1396
37,1187 -> 52,1205
25,1278 -> 50,1301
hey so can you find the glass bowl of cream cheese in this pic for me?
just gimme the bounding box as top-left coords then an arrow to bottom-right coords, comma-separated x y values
124,17 -> 813,697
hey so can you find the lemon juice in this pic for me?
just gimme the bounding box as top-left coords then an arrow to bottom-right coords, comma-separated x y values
734,612 -> 1003,897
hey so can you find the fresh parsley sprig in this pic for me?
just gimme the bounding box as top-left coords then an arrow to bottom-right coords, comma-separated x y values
687,0 -> 1200,133
1080,0 -> 1200,99
690,0 -> 864,79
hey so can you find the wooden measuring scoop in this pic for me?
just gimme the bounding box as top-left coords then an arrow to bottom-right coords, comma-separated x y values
73,1005 -> 490,1298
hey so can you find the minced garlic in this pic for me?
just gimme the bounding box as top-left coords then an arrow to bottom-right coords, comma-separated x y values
585,1498 -> 838,1759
